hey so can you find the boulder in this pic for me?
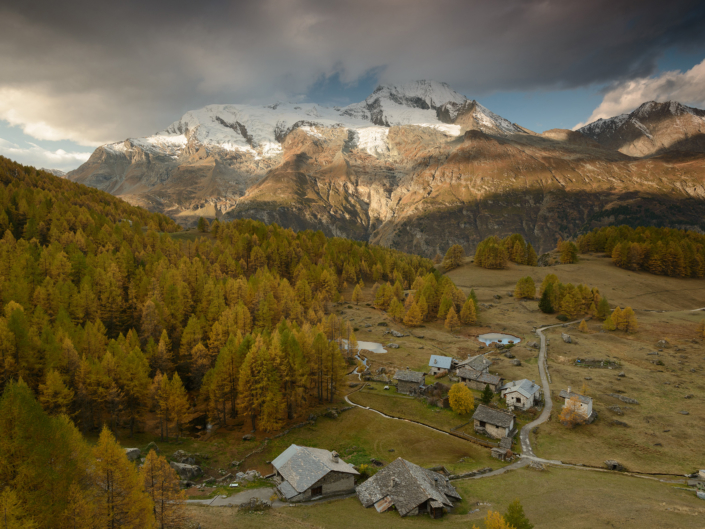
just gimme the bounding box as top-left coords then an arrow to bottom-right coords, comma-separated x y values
390,330 -> 407,338
604,460 -> 625,471
611,420 -> 629,427
145,442 -> 160,455
511,359 -> 521,366
656,339 -> 670,348
679,410 -> 690,415
238,497 -> 270,512
618,372 -> 626,377
504,352 -> 515,359
387,343 -> 400,349
170,462 -> 203,480
561,333 -> 572,344
172,450 -> 196,465
528,341 -> 539,349
124,448 -> 141,462
242,434 -> 255,441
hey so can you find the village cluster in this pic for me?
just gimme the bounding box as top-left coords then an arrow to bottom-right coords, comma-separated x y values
256,348 -> 597,518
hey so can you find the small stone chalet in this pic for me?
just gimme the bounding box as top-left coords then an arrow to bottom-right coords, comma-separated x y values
500,379 -> 542,410
356,458 -> 461,518
472,404 -> 516,440
456,354 -> 491,373
457,368 -> 503,392
559,388 -> 593,418
393,369 -> 425,395
272,444 -> 359,502
428,355 -> 454,375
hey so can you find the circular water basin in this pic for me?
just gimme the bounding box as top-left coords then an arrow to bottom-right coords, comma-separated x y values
478,332 -> 521,345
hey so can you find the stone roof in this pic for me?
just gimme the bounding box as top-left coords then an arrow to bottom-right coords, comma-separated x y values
429,355 -> 453,370
457,368 -> 502,386
356,458 -> 461,517
501,379 -> 541,399
457,354 -> 491,372
393,369 -> 425,384
272,444 -> 358,494
559,390 -> 592,405
472,404 -> 515,428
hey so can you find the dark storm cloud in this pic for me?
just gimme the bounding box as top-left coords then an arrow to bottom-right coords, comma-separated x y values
1,0 -> 704,144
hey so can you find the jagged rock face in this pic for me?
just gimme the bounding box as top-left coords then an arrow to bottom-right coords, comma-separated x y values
68,84 -> 705,256
577,101 -> 705,157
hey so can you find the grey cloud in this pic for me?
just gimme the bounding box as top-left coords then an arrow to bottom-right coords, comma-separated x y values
1,0 -> 704,145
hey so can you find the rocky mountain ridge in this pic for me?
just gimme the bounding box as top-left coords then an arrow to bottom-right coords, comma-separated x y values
68,82 -> 705,256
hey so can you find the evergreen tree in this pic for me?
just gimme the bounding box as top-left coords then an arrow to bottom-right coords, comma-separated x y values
538,284 -> 554,314
504,499 -> 534,529
480,384 -> 494,405
526,244 -> 538,266
596,297 -> 611,320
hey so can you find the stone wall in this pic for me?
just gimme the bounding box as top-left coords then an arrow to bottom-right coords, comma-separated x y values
397,380 -> 420,395
474,419 -> 509,440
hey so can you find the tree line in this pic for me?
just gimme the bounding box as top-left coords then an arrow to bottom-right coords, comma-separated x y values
577,225 -> 705,278
474,234 -> 538,270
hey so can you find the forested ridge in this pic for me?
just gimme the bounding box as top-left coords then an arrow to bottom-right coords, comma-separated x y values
0,155 -> 450,527
578,225 -> 705,278
0,155 -> 441,435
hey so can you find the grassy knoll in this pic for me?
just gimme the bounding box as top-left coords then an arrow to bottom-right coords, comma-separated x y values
185,465 -> 705,528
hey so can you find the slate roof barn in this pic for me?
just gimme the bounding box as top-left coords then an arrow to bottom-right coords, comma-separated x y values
472,404 -> 516,439
356,458 -> 461,518
393,369 -> 426,395
457,354 -> 491,373
457,368 -> 503,392
272,444 -> 359,502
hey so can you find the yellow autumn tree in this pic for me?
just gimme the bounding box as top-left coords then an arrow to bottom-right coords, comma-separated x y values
92,426 -> 155,529
0,488 -> 36,529
579,319 -> 588,333
141,450 -> 187,529
445,306 -> 460,332
620,307 -> 638,333
39,369 -> 74,416
448,383 -> 474,415
460,297 -> 477,325
403,303 -> 423,327
698,319 -> 705,338
351,284 -> 362,305
473,510 -> 514,529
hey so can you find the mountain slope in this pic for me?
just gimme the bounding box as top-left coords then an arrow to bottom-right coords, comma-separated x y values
68,84 -> 705,256
577,101 -> 705,157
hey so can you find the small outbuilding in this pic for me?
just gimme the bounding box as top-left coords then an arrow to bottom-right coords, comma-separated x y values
456,354 -> 492,373
559,388 -> 593,418
457,368 -> 503,392
356,458 -> 461,518
472,404 -> 516,440
393,369 -> 425,395
500,379 -> 542,410
272,444 -> 359,502
428,355 -> 454,375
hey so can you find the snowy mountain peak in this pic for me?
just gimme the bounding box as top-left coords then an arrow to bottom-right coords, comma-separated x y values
99,81 -> 524,159
367,80 -> 467,110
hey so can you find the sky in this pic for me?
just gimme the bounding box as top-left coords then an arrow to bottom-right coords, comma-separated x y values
1,0 -> 705,171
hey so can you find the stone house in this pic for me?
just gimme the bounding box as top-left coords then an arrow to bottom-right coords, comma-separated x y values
457,368 -> 503,392
472,404 -> 516,440
393,369 -> 426,395
559,388 -> 593,418
428,355 -> 454,375
356,458 -> 461,518
500,379 -> 542,410
272,444 -> 359,502
456,354 -> 491,373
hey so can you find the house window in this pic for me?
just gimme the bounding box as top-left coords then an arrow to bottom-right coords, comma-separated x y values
479,421 -> 486,428
516,397 -> 521,404
311,486 -> 322,496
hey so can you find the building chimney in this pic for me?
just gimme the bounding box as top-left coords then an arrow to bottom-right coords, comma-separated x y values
392,477 -> 398,487
331,451 -> 339,463
567,386 -> 571,394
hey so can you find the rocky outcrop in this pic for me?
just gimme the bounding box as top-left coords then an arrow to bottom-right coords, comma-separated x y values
169,462 -> 203,480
